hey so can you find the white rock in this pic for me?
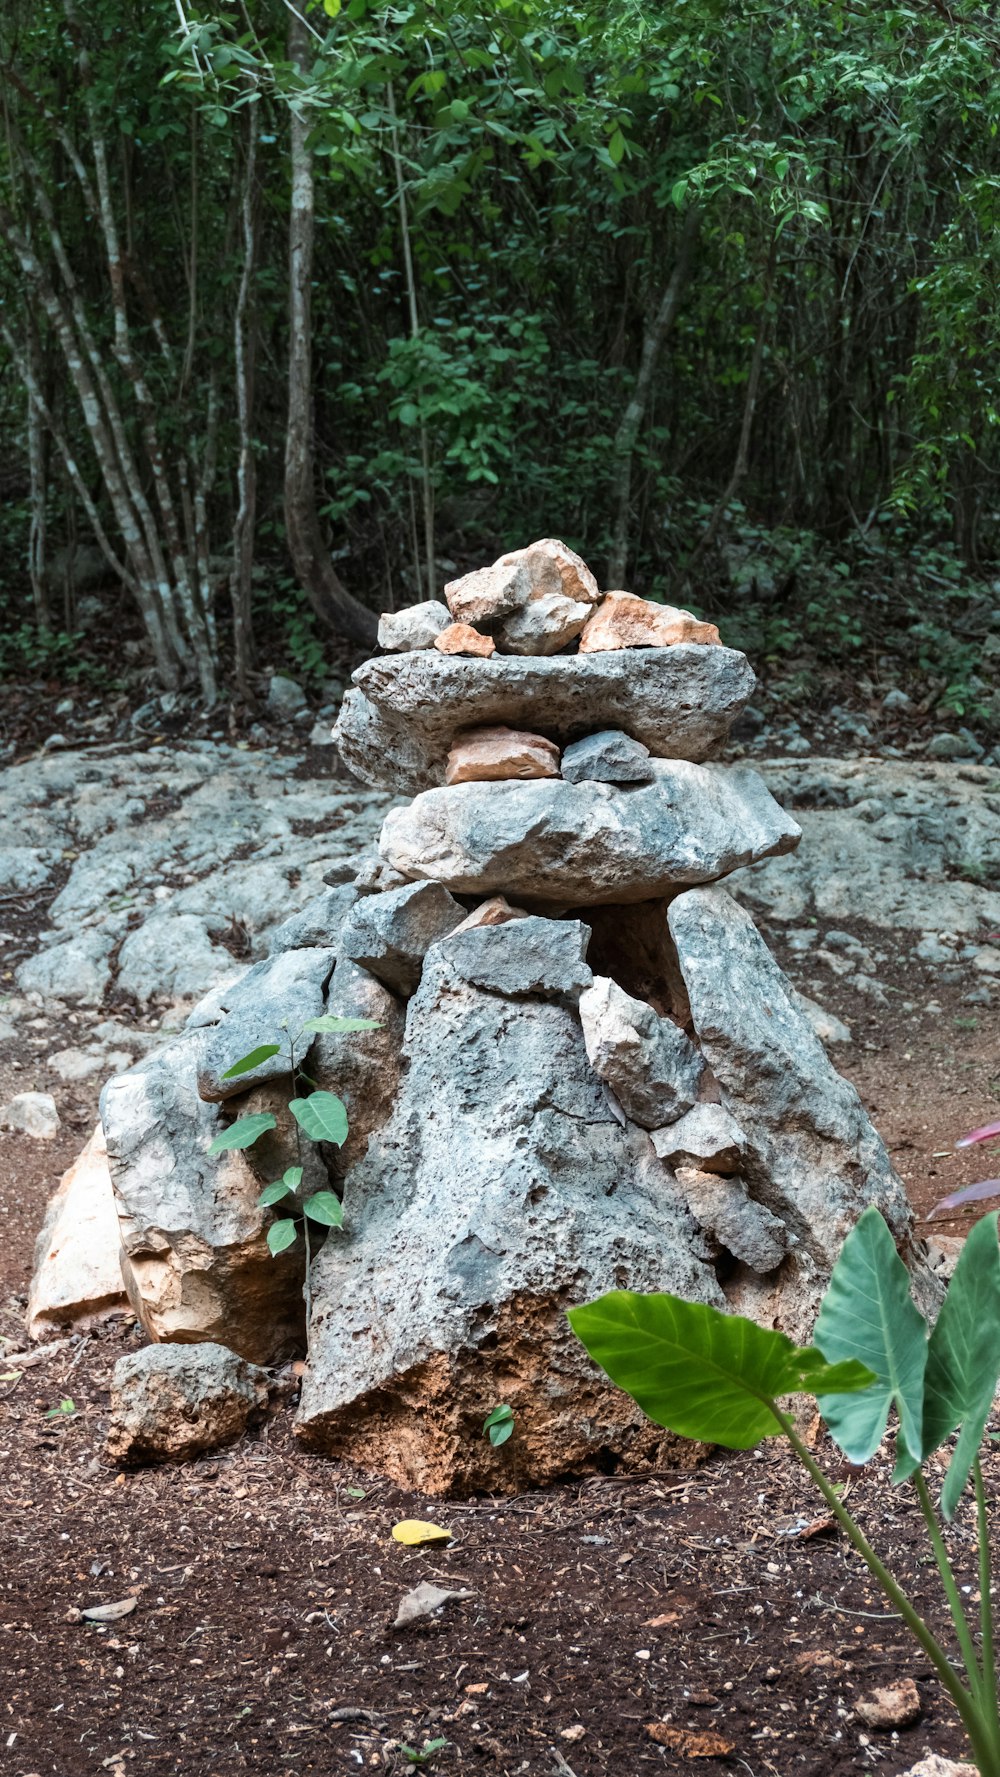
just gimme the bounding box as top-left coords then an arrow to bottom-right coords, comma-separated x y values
1,1090 -> 59,1140
27,1123 -> 128,1339
579,976 -> 705,1127
378,601 -> 452,651
790,991 -> 852,1047
652,1105 -> 746,1172
267,675 -> 307,719
106,1342 -> 269,1465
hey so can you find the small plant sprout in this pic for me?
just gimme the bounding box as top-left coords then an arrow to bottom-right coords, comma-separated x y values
570,1207 -> 1000,1777
397,1738 -> 449,1768
483,1403 -> 515,1447
206,1011 -> 380,1317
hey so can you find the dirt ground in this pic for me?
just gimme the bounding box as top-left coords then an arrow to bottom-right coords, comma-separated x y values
2,781 -> 999,1777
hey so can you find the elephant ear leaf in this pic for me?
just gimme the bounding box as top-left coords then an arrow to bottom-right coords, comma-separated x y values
814,1207 -> 927,1471
919,1211 -> 1000,1519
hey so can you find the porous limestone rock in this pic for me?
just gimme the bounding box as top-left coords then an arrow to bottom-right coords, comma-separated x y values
106,1341 -> 269,1465
434,623 -> 496,658
667,885 -> 921,1333
436,915 -> 592,1006
674,1165 -> 788,1272
561,729 -> 654,784
195,946 -> 336,1102
335,646 -> 756,793
580,593 -> 721,652
444,538 -> 599,640
1,1090 -> 59,1140
264,884 -> 362,956
295,941 -> 722,1493
445,726 -> 560,785
311,959 -> 406,1173
26,1123 -> 129,1339
101,1027 -> 305,1362
651,1105 -> 746,1173
578,976 -> 705,1127
378,601 -> 452,651
379,763 -> 801,905
338,880 -> 465,995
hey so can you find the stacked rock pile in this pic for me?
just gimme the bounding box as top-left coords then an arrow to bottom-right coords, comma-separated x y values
95,539 -> 929,1494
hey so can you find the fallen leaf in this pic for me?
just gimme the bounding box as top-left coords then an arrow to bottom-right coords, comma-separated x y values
644,1611 -> 681,1628
393,1582 -> 473,1630
80,1598 -> 137,1624
391,1518 -> 452,1546
646,1724 -> 735,1758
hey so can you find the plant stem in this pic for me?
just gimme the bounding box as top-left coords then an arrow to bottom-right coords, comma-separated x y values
913,1470 -> 983,1701
975,1457 -> 1000,1758
774,1408 -> 990,1764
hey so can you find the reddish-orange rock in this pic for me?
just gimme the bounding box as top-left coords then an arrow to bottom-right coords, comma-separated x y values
580,592 -> 720,652
449,896 -> 532,934
434,623 -> 496,659
445,724 -> 560,784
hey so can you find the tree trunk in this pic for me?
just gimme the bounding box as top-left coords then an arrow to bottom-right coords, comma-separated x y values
230,94 -> 259,696
284,12 -> 378,647
25,309 -> 50,631
607,207 -> 699,590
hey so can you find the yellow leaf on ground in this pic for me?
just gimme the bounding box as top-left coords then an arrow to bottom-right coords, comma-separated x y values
391,1519 -> 452,1546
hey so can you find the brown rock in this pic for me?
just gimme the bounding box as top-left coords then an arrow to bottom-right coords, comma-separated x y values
856,1680 -> 922,1731
434,623 -> 496,658
444,539 -> 599,633
444,559 -> 532,626
501,537 -> 600,607
26,1123 -> 129,1340
580,592 -> 721,652
449,897 -> 532,934
445,725 -> 560,784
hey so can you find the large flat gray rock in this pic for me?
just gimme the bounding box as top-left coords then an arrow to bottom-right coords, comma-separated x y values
335,646 -> 756,792
379,763 -> 801,905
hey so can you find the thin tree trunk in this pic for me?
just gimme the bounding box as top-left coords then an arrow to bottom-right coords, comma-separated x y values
284,10 -> 377,647
25,311 -> 50,631
607,207 -> 699,589
230,93 -> 259,695
387,81 -> 434,600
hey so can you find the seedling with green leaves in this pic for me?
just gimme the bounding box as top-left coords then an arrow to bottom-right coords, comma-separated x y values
206,1011 -> 380,1315
483,1404 -> 515,1447
397,1738 -> 449,1769
570,1207 -> 1000,1776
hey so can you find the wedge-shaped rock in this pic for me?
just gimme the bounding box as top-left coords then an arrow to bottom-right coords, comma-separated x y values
27,1122 -> 128,1340
100,1027 -> 305,1362
652,1104 -> 745,1173
436,915 -> 592,1006
674,1165 -> 788,1273
335,647 -> 755,793
496,589 -> 594,655
312,960 -> 406,1173
106,1342 -> 269,1466
295,942 -> 721,1493
578,976 -> 705,1127
339,880 -> 464,995
561,729 -> 653,784
667,886 -> 921,1332
444,558 -> 533,626
445,725 -> 560,784
450,896 -> 531,933
380,763 -> 801,906
434,622 -> 495,658
580,592 -> 720,652
196,947 -> 336,1102
378,600 -> 452,651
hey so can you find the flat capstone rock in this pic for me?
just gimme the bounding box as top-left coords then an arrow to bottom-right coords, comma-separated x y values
334,646 -> 756,793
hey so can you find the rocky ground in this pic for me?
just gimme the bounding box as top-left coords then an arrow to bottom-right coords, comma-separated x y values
1,717 -> 998,1776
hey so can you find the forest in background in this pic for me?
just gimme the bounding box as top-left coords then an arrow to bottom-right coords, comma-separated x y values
1,0 -> 999,734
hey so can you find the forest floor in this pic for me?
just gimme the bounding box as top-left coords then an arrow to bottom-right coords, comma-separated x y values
1,679 -> 999,1777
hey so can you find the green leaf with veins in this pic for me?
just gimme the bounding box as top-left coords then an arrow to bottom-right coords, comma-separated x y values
208,1113 -> 277,1154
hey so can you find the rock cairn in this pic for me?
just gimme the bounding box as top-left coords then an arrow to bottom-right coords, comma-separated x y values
97,539 -> 928,1494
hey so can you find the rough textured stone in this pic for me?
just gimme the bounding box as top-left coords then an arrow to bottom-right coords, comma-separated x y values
1,1090 -> 59,1140
26,1123 -> 128,1339
561,729 -> 654,784
115,914 -> 234,1004
378,600 -> 452,651
264,885 -> 361,956
312,960 -> 406,1173
450,896 -> 531,934
339,881 -> 465,995
434,622 -> 496,658
792,990 -> 852,1047
674,1165 -> 788,1271
16,929 -> 115,1005
100,1027 -> 305,1361
444,558 -> 533,626
106,1341 -> 269,1465
578,976 -> 705,1127
652,1105 -> 746,1173
901,1757 -> 975,1777
437,916 -> 592,1006
380,763 -> 801,906
580,594 -> 721,652
496,589 -> 594,655
335,646 -> 756,793
855,1680 -> 922,1731
195,947 -> 336,1102
667,886 -> 924,1335
445,726 -> 560,785
296,942 -> 721,1493
267,674 -> 307,719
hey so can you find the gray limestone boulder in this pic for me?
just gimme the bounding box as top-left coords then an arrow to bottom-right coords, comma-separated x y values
338,881 -> 465,996
100,1027 -> 305,1362
195,947 -> 336,1102
335,646 -> 756,793
561,730 -> 654,784
379,763 -> 801,905
296,940 -> 721,1493
17,928 -> 116,1005
666,886 -> 928,1333
106,1342 -> 269,1465
27,1123 -> 129,1338
264,884 -> 362,956
651,1104 -> 746,1173
578,976 -> 705,1127
115,914 -> 233,1004
435,915 -> 592,1006
673,1166 -> 788,1273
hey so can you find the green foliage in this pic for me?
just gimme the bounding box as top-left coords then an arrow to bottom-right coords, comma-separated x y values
397,1741 -> 449,1770
482,1404 -> 515,1447
221,1044 -> 282,1079
571,1208 -> 1000,1775
289,1090 -> 349,1147
208,1112 -> 277,1154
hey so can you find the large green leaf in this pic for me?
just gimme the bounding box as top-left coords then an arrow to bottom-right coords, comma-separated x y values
266,1218 -> 299,1256
220,1043 -> 282,1079
303,1190 -> 344,1227
208,1112 -> 277,1154
814,1207 -> 927,1468
258,1178 -> 294,1208
299,1016 -> 382,1035
289,1090 -> 349,1146
919,1212 -> 1000,1519
568,1291 -> 873,1450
